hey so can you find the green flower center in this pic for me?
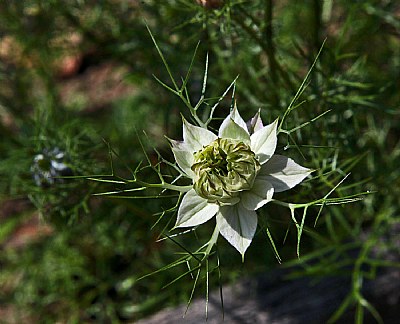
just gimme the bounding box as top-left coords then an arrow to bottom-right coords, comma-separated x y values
191,138 -> 260,204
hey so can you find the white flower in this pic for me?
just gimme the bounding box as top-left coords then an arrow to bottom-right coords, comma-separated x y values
170,107 -> 312,257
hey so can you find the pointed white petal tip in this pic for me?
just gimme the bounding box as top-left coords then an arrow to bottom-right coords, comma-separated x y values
250,118 -> 279,164
229,103 -> 249,134
218,116 -> 250,143
246,109 -> 264,134
182,117 -> 217,152
216,203 -> 257,256
258,154 -> 313,192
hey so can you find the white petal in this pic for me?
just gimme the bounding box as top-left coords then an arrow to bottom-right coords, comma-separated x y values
218,118 -> 250,144
175,189 -> 219,228
250,118 -> 278,164
230,103 -> 249,134
246,109 -> 264,134
216,203 -> 257,257
240,178 -> 274,210
168,138 -> 188,150
183,118 -> 217,152
258,155 -> 312,192
171,145 -> 195,178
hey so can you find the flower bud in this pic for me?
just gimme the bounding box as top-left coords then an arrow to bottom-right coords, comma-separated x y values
191,138 -> 260,204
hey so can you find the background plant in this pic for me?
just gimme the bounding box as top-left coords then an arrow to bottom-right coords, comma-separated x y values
0,0 -> 399,323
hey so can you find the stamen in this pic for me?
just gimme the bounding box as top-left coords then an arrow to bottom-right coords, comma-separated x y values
191,138 -> 260,203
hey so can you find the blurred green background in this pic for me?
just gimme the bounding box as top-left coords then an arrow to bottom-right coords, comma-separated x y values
0,0 -> 399,322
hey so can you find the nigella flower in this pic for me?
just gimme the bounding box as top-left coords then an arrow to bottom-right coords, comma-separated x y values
31,148 -> 73,187
170,107 -> 312,256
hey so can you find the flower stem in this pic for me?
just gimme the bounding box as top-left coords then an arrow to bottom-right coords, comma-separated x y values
272,197 -> 324,209
133,179 -> 192,193
205,225 -> 219,256
264,0 -> 278,87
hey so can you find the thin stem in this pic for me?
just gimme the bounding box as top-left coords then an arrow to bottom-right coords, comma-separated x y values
233,7 -> 295,92
146,25 -> 179,91
264,0 -> 278,86
133,179 -> 192,193
278,38 -> 326,132
205,225 -> 219,256
272,173 -> 352,209
180,94 -> 206,127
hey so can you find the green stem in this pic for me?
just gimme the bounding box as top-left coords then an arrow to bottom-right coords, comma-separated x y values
179,94 -> 206,128
272,199 -> 314,209
134,180 -> 192,193
233,7 -> 295,92
311,0 -> 322,100
264,0 -> 278,87
271,193 -> 340,209
205,225 -> 219,256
